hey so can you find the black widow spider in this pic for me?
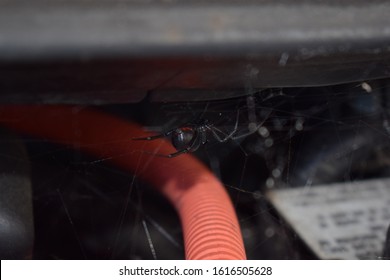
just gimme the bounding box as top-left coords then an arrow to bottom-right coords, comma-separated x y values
133,109 -> 271,158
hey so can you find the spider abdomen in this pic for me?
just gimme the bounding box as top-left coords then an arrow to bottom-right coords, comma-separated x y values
172,127 -> 196,151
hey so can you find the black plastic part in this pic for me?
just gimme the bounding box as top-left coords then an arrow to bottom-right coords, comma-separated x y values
0,128 -> 34,259
283,81 -> 390,186
287,126 -> 390,187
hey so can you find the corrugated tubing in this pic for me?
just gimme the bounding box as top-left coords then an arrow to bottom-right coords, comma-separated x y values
0,105 -> 246,260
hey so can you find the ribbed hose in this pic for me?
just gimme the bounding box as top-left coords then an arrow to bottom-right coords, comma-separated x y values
0,105 -> 246,260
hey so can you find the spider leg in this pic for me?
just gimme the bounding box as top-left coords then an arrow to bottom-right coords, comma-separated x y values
132,140 -> 193,158
132,129 -> 175,141
230,109 -> 272,140
167,141 -> 197,158
167,148 -> 192,158
210,108 -> 273,142
141,149 -> 190,158
209,109 -> 240,142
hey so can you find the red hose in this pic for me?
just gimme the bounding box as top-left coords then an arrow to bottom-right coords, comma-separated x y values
0,105 -> 246,260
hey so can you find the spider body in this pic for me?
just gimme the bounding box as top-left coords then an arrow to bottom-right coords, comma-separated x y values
172,126 -> 203,151
133,109 -> 270,158
133,119 -> 212,157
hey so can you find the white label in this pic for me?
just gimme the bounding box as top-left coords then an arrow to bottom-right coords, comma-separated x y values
267,179 -> 390,259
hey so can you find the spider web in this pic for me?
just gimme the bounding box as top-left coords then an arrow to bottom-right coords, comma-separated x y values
7,78 -> 390,260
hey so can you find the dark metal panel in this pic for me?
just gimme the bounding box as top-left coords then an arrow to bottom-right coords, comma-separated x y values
0,1 -> 390,103
1,1 -> 390,60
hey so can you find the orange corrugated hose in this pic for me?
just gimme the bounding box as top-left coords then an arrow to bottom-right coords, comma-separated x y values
0,105 -> 246,260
